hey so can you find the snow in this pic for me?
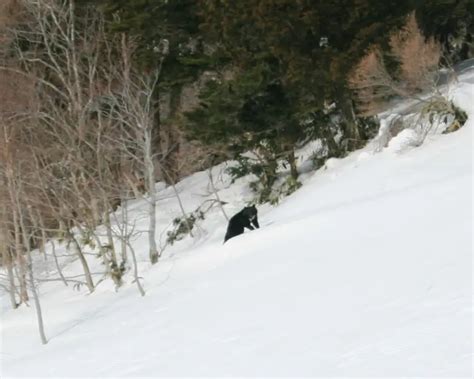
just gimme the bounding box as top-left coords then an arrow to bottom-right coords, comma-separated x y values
0,73 -> 472,377
385,128 -> 419,153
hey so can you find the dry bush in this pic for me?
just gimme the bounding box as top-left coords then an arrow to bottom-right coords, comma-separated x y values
348,13 -> 466,146
349,12 -> 442,116
389,12 -> 442,93
348,48 -> 396,116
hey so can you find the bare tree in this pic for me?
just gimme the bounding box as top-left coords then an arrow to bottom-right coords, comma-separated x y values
0,0 -> 173,322
99,34 -> 170,264
0,1 -> 111,301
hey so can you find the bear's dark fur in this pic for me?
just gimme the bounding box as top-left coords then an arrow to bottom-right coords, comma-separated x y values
224,205 -> 259,243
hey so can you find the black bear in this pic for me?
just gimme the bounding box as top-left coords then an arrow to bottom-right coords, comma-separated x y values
224,205 -> 259,243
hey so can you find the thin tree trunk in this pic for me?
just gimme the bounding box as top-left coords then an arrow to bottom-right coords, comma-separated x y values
142,66 -> 164,264
102,206 -> 120,284
168,176 -> 193,238
20,205 -> 48,344
0,204 -> 17,309
4,249 -> 18,309
29,208 -> 47,260
120,190 -> 128,265
103,211 -> 117,263
13,212 -> 28,304
287,149 -> 298,181
68,231 -> 95,293
26,246 -> 48,344
127,240 -> 145,297
322,123 -> 343,158
208,167 -> 228,221
36,211 -> 69,286
145,125 -> 159,264
338,87 -> 363,152
50,240 -> 68,287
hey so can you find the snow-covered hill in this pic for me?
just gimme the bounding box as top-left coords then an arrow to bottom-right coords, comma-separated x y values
1,74 -> 472,377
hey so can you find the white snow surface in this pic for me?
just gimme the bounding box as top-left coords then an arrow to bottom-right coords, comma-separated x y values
1,74 -> 473,378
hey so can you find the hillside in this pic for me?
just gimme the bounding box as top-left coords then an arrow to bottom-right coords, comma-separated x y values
1,73 -> 473,377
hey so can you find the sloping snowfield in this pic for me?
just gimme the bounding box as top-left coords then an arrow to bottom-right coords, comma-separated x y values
1,75 -> 472,377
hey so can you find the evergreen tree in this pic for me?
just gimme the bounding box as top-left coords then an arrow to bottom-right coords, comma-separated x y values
185,59 -> 304,203
416,0 -> 474,62
183,0 -> 416,203
196,0 -> 415,151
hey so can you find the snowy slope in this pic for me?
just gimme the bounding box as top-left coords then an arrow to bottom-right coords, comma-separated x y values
0,74 -> 472,377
